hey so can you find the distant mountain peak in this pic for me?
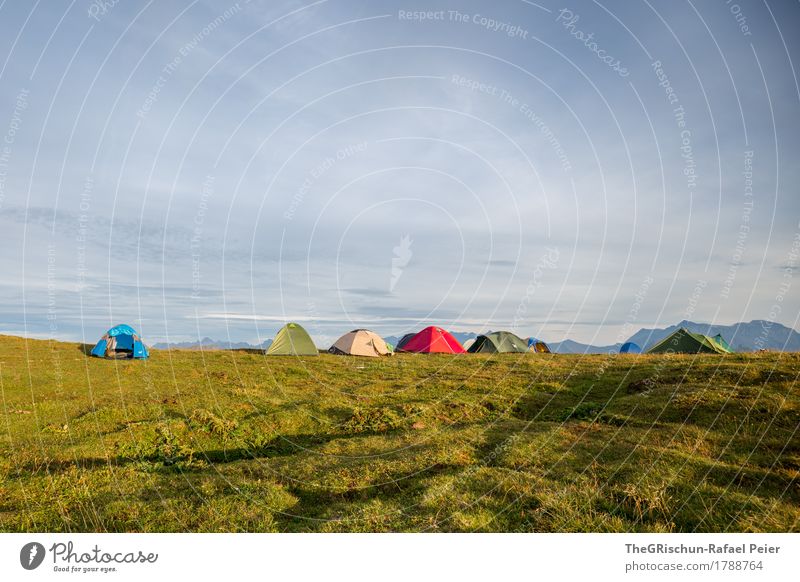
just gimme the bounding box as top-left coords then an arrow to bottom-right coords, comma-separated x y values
152,338 -> 273,351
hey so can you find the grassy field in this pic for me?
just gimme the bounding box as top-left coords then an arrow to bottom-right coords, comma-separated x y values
0,334 -> 798,532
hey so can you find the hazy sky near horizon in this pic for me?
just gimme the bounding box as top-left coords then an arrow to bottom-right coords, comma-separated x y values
0,0 -> 798,346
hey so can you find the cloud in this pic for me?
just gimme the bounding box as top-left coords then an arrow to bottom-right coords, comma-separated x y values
0,0 -> 798,344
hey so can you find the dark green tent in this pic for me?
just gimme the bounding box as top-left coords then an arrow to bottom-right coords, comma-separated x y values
468,331 -> 528,353
265,323 -> 318,356
646,328 -> 731,355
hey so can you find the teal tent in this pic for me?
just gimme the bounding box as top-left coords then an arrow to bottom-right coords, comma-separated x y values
90,324 -> 149,359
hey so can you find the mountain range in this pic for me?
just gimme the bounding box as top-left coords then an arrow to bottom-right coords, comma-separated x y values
152,337 -> 272,351
152,320 -> 800,353
544,320 -> 800,354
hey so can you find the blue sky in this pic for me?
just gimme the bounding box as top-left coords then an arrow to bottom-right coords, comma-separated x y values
0,0 -> 798,346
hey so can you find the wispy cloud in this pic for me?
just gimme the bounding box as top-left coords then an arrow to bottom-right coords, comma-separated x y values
0,0 -> 798,344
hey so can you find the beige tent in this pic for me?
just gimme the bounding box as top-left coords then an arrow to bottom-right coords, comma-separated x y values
328,329 -> 392,357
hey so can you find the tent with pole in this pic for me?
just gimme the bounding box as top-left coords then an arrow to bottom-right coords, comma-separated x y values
329,329 -> 392,357
468,331 -> 528,353
527,338 -> 551,353
265,323 -> 318,356
646,328 -> 731,355
712,334 -> 733,352
397,326 -> 465,354
395,333 -> 417,351
90,324 -> 149,359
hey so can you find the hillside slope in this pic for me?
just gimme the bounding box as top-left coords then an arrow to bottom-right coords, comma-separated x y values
1,335 -> 797,532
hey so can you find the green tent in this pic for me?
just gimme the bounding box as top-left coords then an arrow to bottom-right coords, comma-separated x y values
468,331 -> 529,353
712,333 -> 733,352
265,323 -> 318,356
646,328 -> 731,354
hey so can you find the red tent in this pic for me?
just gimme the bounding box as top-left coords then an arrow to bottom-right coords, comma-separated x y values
398,326 -> 466,354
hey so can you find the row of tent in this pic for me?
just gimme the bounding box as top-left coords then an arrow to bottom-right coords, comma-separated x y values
250,325 -> 549,357
90,323 -> 733,360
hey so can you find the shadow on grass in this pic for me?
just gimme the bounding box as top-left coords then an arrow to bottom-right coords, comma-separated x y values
197,432 -> 340,464
273,464 -> 462,532
11,431 -> 362,477
77,344 -> 94,356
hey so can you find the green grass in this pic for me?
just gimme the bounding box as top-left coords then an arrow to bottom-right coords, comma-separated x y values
0,334 -> 798,532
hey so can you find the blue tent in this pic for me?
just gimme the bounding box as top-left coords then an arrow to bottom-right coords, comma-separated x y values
527,337 -> 551,353
620,342 -> 642,354
90,324 -> 149,359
